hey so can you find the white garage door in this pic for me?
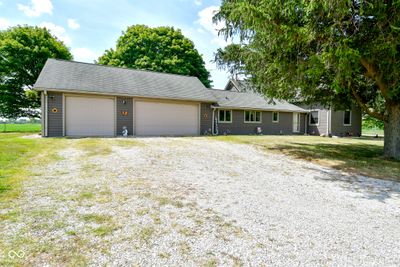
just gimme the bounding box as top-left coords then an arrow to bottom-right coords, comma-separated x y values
135,101 -> 199,136
65,96 -> 115,136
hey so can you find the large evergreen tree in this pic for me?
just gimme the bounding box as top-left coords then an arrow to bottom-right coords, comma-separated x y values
98,25 -> 212,88
214,0 -> 400,159
0,26 -> 72,118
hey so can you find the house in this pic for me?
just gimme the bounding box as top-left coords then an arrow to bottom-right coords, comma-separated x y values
34,59 -> 358,137
302,104 -> 362,137
225,79 -> 362,137
35,59 -> 216,137
209,89 -> 307,135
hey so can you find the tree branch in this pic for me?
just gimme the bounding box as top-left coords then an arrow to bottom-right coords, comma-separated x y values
350,86 -> 386,121
360,58 -> 391,102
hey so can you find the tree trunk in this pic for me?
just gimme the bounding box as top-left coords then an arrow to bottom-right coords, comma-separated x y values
384,104 -> 400,160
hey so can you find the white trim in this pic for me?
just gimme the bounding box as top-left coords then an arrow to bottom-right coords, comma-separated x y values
244,110 -> 262,123
309,110 -> 320,126
343,110 -> 352,126
214,106 -> 307,113
272,111 -> 279,123
44,90 -> 48,137
293,112 -> 300,133
326,108 -> 330,135
198,103 -> 201,135
132,98 -> 136,135
40,92 -> 45,137
218,109 -> 233,123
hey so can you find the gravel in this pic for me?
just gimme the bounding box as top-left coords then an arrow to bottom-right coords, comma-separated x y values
1,137 -> 400,266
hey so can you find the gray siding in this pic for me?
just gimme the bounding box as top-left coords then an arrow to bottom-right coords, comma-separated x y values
47,92 -> 63,137
307,109 -> 328,135
200,103 -> 212,135
217,110 -> 305,135
299,113 -> 306,133
330,106 -> 362,136
116,97 -> 133,136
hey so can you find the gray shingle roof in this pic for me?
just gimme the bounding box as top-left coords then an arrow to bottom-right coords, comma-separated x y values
225,79 -> 255,93
210,89 -> 307,113
34,59 -> 216,102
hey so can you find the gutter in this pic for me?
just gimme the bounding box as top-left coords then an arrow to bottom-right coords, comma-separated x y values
213,106 -> 308,113
33,87 -> 217,103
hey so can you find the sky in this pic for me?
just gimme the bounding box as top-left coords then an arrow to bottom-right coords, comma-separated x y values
0,0 -> 232,88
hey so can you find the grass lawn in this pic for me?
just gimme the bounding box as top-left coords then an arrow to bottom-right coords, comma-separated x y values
0,123 -> 41,133
362,127 -> 384,136
0,133 -> 67,204
216,135 -> 399,181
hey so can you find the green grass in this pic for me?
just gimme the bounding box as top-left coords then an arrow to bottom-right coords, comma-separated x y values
0,123 -> 41,133
0,133 -> 67,204
139,226 -> 155,244
362,127 -> 384,136
81,214 -> 112,224
215,135 -> 400,181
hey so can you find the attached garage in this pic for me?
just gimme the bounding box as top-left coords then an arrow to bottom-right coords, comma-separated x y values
35,59 -> 217,137
135,101 -> 199,136
65,96 -> 115,136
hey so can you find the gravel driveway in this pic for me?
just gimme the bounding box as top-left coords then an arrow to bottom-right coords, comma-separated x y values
1,137 -> 400,266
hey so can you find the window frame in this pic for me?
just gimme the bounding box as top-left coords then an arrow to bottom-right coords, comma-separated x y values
309,110 -> 319,126
218,109 -> 233,123
343,110 -> 352,126
244,110 -> 262,123
272,112 -> 279,123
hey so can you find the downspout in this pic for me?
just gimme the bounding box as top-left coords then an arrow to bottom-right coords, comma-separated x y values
44,89 -> 48,137
211,106 -> 218,135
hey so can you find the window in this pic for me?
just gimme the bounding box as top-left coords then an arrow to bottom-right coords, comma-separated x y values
272,112 -> 279,123
309,111 -> 319,125
343,110 -> 351,126
244,110 -> 262,123
218,109 -> 232,123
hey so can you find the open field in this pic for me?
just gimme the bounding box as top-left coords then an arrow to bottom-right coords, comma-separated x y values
0,123 -> 41,133
215,135 -> 399,181
0,134 -> 399,265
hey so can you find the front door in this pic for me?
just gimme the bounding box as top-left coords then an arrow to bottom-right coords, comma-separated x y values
293,113 -> 300,133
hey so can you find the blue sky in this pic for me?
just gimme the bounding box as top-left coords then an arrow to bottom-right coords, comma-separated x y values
0,0 -> 231,88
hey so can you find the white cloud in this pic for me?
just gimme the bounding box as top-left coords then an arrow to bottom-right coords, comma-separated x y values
194,0 -> 202,6
0,18 -> 10,30
18,0 -> 53,17
196,6 -> 231,47
39,22 -> 71,45
72,47 -> 99,63
67,19 -> 80,30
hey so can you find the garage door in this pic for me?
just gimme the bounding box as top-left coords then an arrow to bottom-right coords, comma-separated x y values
135,101 -> 199,136
65,96 -> 115,136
